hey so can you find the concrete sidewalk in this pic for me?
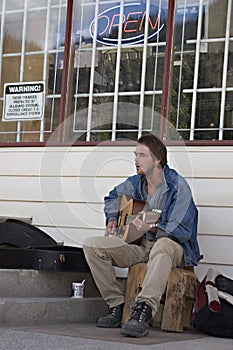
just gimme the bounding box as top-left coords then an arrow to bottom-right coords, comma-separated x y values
0,323 -> 232,350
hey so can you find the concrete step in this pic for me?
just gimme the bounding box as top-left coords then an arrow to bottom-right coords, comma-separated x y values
0,269 -> 100,298
0,297 -> 107,327
0,269 -> 107,326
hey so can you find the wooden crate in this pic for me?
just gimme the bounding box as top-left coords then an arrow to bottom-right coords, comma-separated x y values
122,263 -> 199,332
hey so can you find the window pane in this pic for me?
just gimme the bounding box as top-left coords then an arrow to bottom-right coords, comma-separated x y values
48,53 -> 63,94
51,0 -> 67,4
119,50 -> 141,92
3,13 -> 23,53
227,50 -> 233,88
5,0 -> 25,11
174,4 -> 201,52
25,10 -> 47,51
75,65 -> 91,94
28,0 -> 47,8
224,92 -> 233,140
1,57 -> 21,88
20,120 -> 41,142
198,49 -> 224,89
24,54 -> 44,81
117,97 -> 140,141
208,0 -> 229,39
48,6 -> 67,51
146,51 -> 164,91
44,97 -> 60,140
169,0 -> 233,141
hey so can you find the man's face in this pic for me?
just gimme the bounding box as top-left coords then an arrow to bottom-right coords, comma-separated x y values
134,143 -> 156,176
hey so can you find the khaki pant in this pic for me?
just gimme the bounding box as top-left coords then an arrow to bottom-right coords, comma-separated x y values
83,236 -> 184,317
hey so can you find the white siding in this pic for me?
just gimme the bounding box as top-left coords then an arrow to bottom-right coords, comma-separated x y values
0,146 -> 232,280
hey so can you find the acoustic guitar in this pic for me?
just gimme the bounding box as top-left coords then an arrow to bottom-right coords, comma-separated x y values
111,195 -> 161,245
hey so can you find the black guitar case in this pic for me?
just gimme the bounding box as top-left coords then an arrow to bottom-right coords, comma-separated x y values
0,219 -> 89,272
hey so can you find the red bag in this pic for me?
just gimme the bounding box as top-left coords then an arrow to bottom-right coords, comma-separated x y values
191,268 -> 233,338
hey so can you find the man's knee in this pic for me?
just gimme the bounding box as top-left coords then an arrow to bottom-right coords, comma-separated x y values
83,236 -> 104,252
82,236 -> 104,262
151,237 -> 181,255
154,237 -> 171,249
83,236 -> 97,247
83,236 -> 120,251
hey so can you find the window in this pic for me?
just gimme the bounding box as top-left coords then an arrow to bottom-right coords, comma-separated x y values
0,0 -> 232,144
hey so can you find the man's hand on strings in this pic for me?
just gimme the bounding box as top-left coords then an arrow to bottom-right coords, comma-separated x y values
132,212 -> 150,233
105,220 -> 117,236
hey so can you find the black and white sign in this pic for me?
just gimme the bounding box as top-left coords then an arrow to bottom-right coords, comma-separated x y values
3,81 -> 45,121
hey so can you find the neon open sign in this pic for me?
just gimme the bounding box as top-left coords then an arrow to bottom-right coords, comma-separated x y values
89,2 -> 166,46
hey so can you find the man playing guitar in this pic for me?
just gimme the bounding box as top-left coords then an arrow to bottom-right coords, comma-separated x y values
83,133 -> 201,338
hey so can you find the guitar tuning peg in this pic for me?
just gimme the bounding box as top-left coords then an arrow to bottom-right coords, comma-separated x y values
152,209 -> 161,213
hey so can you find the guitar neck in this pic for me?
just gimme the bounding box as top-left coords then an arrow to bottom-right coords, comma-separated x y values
126,213 -> 145,224
126,210 -> 161,225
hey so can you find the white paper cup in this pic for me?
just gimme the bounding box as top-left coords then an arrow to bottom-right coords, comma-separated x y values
72,282 -> 85,298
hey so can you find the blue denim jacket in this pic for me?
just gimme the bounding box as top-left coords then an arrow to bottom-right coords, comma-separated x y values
104,164 -> 201,266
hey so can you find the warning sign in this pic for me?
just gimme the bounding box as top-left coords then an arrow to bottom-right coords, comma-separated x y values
3,81 -> 45,121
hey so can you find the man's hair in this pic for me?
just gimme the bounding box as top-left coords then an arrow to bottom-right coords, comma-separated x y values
137,134 -> 167,168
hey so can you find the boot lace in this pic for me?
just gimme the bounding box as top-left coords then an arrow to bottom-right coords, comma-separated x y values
108,304 -> 123,317
108,306 -> 117,316
129,302 -> 152,323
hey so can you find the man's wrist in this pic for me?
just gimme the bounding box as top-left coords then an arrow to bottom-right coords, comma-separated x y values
107,217 -> 117,223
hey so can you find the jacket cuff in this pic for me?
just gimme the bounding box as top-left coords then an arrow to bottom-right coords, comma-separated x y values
106,217 -> 118,224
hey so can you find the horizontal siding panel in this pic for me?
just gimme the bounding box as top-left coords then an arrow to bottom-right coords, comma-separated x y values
167,146 -> 233,178
41,227 -> 103,247
59,150 -> 135,177
188,178 -> 233,207
39,176 -> 125,203
0,202 -> 105,228
198,235 -> 233,266
0,176 -> 44,201
1,151 -> 42,176
197,207 -> 233,235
